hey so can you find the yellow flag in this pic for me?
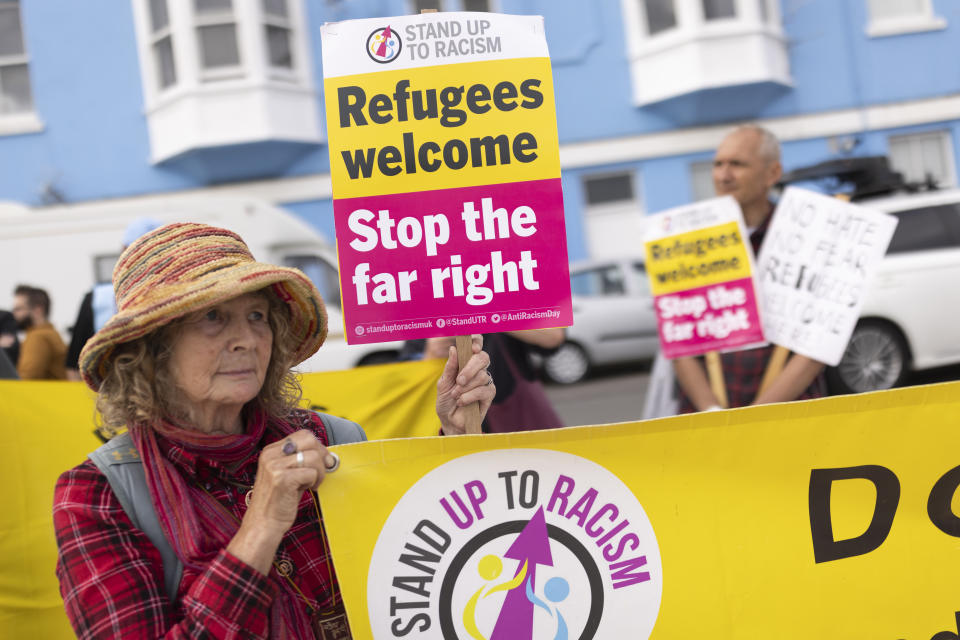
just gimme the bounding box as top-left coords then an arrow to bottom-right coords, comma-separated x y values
0,360 -> 444,639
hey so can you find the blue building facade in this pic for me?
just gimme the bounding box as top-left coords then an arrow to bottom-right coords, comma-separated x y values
2,0 -> 958,262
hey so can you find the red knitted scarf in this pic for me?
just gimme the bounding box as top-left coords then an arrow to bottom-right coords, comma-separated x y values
130,409 -> 316,639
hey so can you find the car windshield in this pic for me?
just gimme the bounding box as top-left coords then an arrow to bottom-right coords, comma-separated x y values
886,203 -> 960,254
630,262 -> 651,296
283,255 -> 342,308
571,265 -> 626,296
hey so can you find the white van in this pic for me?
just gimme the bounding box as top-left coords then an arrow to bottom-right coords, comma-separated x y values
0,196 -> 403,372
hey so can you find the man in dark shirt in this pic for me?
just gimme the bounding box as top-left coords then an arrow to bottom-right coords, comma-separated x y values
673,125 -> 826,411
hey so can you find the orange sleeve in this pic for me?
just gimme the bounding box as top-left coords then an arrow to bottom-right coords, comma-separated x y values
17,332 -> 50,379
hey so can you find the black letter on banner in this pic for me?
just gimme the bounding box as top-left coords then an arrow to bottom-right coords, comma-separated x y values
930,612 -> 960,640
808,465 -> 900,563
928,465 -> 960,537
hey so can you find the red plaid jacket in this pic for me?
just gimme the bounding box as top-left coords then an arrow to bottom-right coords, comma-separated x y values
53,410 -> 339,639
677,208 -> 827,411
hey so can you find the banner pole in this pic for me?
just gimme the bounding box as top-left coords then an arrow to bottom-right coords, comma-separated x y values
757,345 -> 790,397
705,351 -> 729,409
456,335 -> 483,434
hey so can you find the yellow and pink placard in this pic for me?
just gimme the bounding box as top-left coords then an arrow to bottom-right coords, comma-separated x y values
643,196 -> 765,358
321,13 -> 571,343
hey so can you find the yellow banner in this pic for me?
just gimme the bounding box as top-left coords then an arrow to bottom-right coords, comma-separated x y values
324,58 -> 560,199
319,381 -> 960,639
0,360 -> 444,639
644,221 -> 752,296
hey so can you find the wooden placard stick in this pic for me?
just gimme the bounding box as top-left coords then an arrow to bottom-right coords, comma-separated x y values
757,345 -> 790,396
455,335 -> 484,434
704,351 -> 729,409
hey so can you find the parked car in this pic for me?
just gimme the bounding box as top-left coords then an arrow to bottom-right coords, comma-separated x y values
827,188 -> 960,393
543,258 -> 659,384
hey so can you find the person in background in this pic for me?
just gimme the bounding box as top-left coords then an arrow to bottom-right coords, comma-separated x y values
53,223 -> 494,638
426,329 -> 565,432
0,308 -> 18,367
673,125 -> 826,411
12,285 -> 67,380
65,217 -> 161,381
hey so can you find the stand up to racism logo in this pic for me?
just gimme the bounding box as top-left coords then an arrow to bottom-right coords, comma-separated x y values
367,25 -> 403,63
367,450 -> 663,638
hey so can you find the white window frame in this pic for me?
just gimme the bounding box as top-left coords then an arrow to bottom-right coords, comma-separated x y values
0,0 -> 42,136
193,1 -> 244,82
147,0 -> 176,90
620,0 -> 789,105
583,171 -> 638,209
262,0 -> 297,81
130,0 -> 320,162
407,0 -> 501,13
132,0 -> 314,108
866,0 -> 945,38
582,170 -> 646,260
888,130 -> 957,188
627,0 -> 781,52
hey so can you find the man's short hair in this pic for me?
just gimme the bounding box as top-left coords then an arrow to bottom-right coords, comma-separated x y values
730,124 -> 781,164
14,285 -> 51,316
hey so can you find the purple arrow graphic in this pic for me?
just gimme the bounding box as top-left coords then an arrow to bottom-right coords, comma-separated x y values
490,507 -> 554,640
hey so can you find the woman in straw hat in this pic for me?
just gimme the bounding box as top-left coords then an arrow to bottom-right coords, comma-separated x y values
52,223 -> 494,639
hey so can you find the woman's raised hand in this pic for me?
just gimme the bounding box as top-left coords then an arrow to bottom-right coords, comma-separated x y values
436,334 -> 495,435
227,430 -> 336,574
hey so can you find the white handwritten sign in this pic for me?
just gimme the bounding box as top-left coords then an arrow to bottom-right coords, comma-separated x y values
756,187 -> 898,366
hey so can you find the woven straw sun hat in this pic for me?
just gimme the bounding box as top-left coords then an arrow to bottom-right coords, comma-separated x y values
79,222 -> 328,391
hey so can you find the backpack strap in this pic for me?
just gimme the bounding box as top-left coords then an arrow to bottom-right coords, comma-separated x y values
88,432 -> 183,602
316,412 -> 367,445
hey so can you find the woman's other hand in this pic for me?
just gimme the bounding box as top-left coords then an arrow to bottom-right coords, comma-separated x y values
436,334 -> 495,435
227,430 -> 336,574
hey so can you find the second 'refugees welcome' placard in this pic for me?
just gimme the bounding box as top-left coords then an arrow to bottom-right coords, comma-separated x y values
643,196 -> 765,359
321,13 -> 572,344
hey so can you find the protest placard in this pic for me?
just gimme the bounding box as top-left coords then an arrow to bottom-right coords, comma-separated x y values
320,13 -> 571,344
642,196 -> 765,359
317,381 -> 960,639
756,187 -> 898,366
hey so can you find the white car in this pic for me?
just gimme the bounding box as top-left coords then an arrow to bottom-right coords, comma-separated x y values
827,189 -> 960,392
543,258 -> 659,384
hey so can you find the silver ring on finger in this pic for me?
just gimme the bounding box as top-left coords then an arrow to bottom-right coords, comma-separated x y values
486,371 -> 494,386
296,451 -> 305,468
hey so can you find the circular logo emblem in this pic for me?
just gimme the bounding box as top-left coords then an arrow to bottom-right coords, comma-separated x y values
366,26 -> 402,64
367,450 -> 663,639
355,325 -> 365,336
491,313 -> 501,324
436,318 -> 446,328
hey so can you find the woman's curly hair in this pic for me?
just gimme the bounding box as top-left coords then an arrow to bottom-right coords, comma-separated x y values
95,287 -> 302,429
